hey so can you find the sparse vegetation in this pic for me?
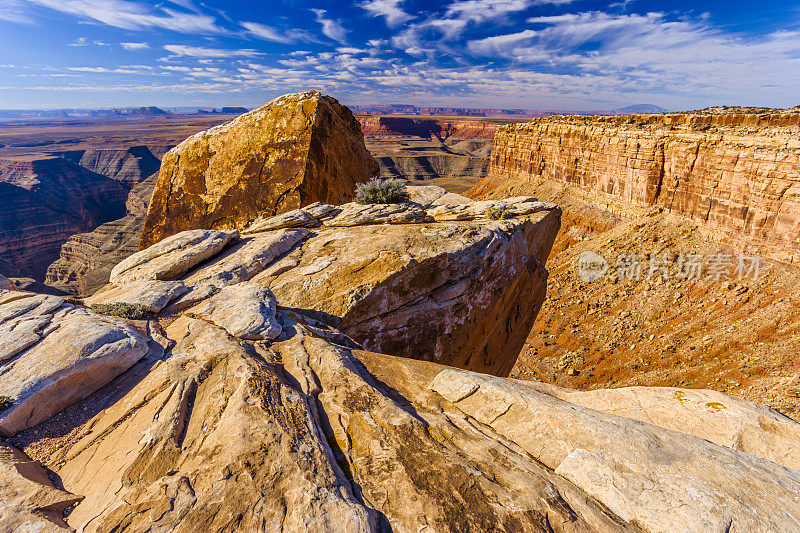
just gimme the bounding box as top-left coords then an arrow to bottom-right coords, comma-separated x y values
92,302 -> 153,320
485,205 -> 513,220
0,396 -> 12,414
355,178 -> 409,205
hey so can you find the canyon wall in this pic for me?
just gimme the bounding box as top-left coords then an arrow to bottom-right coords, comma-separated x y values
473,113 -> 800,263
359,116 -> 498,139
0,158 -> 128,279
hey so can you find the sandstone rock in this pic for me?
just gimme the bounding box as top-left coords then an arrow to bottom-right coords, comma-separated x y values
405,184 -> 447,205
323,202 -> 430,227
431,191 -> 473,205
257,207 -> 561,376
85,279 -> 189,313
431,369 -> 800,532
140,91 -> 379,248
528,382 -> 800,471
110,229 -> 238,285
474,113 -> 800,263
190,283 -> 281,340
428,199 -> 510,221
50,317 -> 377,532
0,441 -> 81,531
182,228 -> 308,290
244,203 -> 340,234
0,274 -> 11,291
0,293 -> 148,436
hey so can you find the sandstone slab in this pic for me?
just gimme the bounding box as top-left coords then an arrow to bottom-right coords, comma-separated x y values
405,184 -> 447,205
110,229 -> 237,285
140,91 -> 379,248
85,279 -> 189,313
323,202 -> 430,227
0,442 -> 81,531
0,293 -> 148,436
190,283 -> 281,340
432,369 -> 800,532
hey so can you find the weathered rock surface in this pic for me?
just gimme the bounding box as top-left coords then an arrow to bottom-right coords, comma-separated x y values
110,229 -> 238,285
85,279 -> 189,313
431,369 -> 800,532
189,283 -> 281,340
140,91 -> 379,248
0,274 -> 10,290
0,291 -> 148,436
474,113 -> 800,263
0,158 -> 128,279
5,187 -> 800,530
0,441 -> 80,531
525,382 -> 800,471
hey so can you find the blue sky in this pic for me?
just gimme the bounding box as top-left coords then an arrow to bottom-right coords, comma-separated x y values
0,0 -> 799,110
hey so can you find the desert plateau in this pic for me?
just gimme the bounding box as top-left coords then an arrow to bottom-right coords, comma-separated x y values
2,1 -> 800,531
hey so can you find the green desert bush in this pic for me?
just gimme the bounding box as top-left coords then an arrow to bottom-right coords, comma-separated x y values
355,178 -> 409,205
92,302 -> 153,320
0,395 -> 12,414
485,205 -> 513,220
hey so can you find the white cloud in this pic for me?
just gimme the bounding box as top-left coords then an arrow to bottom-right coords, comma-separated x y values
446,0 -> 573,23
311,9 -> 348,44
25,0 -> 224,33
467,29 -> 537,55
0,0 -> 32,23
121,42 -> 149,51
163,44 -> 262,58
359,0 -> 413,27
241,22 -> 292,44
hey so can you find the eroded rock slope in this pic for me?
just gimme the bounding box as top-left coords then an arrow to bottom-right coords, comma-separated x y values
3,191 -> 800,532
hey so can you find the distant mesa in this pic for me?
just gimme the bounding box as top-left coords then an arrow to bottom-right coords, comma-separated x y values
612,104 -> 669,114
352,103 -> 559,118
197,106 -> 249,115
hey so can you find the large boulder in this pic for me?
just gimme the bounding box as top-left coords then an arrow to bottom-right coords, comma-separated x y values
139,91 -> 379,248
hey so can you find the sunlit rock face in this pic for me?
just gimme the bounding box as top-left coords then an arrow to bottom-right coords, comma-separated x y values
140,91 -> 379,249
473,113 -> 800,264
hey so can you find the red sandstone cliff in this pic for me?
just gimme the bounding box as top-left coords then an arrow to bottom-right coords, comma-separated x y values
471,113 -> 800,263
358,116 -> 499,139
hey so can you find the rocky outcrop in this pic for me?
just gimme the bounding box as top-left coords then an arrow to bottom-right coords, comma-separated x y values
475,113 -> 800,263
45,173 -> 157,295
0,290 -> 148,436
0,158 -> 128,279
140,91 -> 379,248
4,188 -> 800,530
98,190 -> 560,376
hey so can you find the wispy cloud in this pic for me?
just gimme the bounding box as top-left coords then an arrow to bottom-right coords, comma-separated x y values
359,0 -> 414,27
163,44 -> 263,58
311,9 -> 348,44
25,0 -> 225,33
121,42 -> 150,51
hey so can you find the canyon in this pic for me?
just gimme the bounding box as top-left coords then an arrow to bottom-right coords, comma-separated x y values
2,93 -> 800,530
474,113 -> 800,263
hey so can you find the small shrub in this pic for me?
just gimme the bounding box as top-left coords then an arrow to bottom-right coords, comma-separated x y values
0,396 -> 12,414
485,205 -> 513,220
92,302 -> 153,320
355,178 -> 409,205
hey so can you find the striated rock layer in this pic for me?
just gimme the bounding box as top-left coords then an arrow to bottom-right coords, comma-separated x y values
473,113 -> 800,263
358,116 -> 499,139
45,174 -> 157,295
0,158 -> 128,280
140,91 -> 379,248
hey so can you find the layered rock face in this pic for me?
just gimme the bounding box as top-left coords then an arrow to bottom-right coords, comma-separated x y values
4,191 -> 800,531
358,116 -> 498,139
0,158 -> 128,279
475,113 -> 800,263
56,146 -> 161,186
140,91 -> 379,248
45,174 -> 157,295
